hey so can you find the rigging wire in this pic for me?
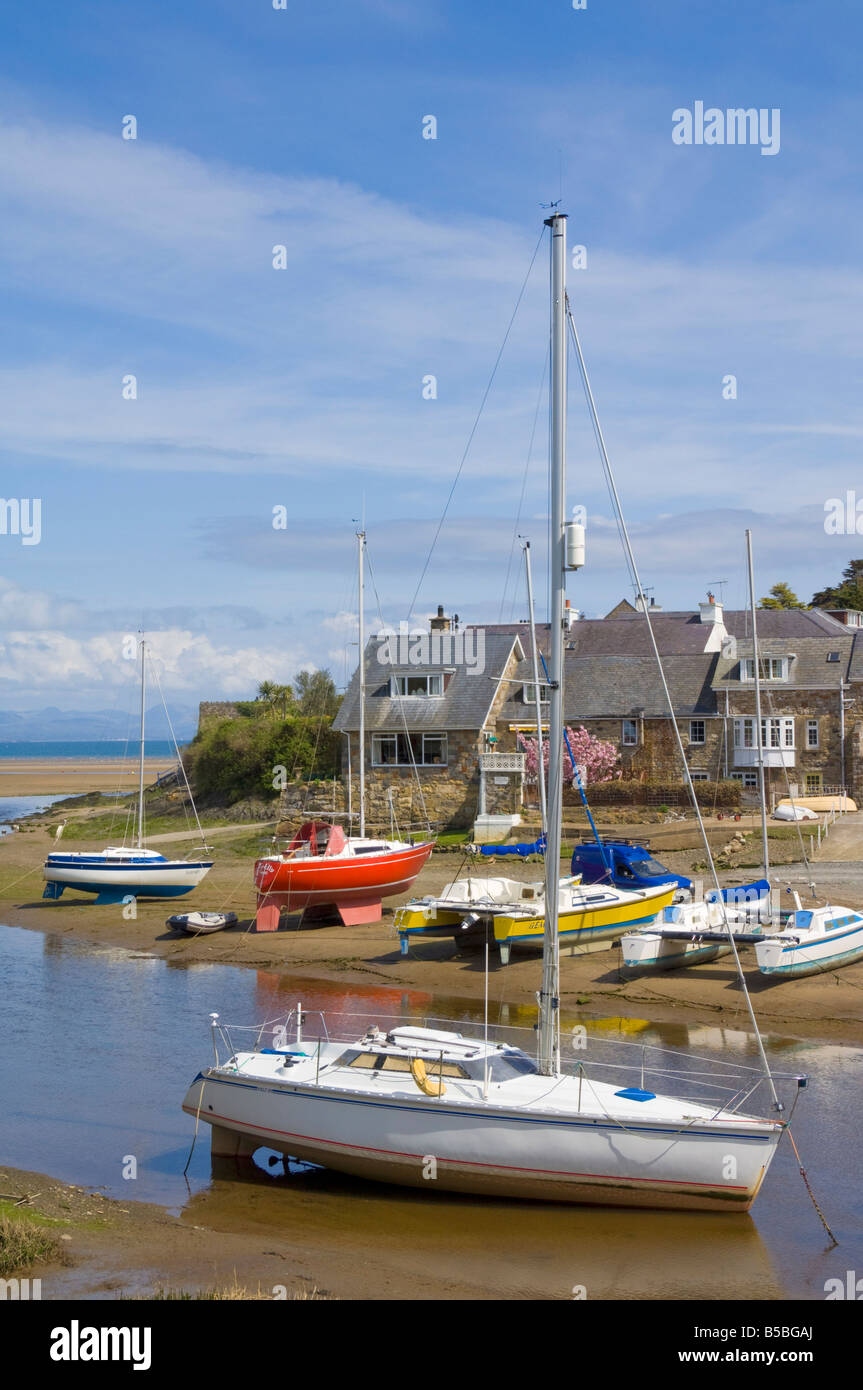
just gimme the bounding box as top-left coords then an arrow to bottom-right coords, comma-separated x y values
498,344 -> 550,624
365,540 -> 433,837
406,225 -> 546,624
565,299 -> 782,1111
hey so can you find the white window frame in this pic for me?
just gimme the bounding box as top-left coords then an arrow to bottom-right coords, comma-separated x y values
806,719 -> 819,749
689,770 -> 709,781
733,717 -> 795,750
621,719 -> 638,746
522,682 -> 549,707
371,732 -> 447,767
740,657 -> 788,682
689,719 -> 706,745
730,771 -> 759,788
390,673 -> 444,698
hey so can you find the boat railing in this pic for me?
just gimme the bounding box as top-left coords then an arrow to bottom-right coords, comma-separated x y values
206,1007 -> 805,1117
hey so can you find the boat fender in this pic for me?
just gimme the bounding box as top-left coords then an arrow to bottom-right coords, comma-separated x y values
410,1057 -> 446,1098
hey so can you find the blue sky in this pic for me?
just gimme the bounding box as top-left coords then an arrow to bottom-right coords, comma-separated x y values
1,0 -> 862,714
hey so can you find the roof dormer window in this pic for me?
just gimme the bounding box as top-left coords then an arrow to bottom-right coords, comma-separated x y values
390,673 -> 444,698
740,657 -> 788,682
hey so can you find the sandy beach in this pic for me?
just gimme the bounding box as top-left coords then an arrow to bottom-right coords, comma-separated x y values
0,758 -> 169,796
3,798 -> 863,1047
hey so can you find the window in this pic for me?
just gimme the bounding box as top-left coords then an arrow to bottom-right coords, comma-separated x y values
390,673 -> 444,697
689,771 -> 709,781
342,1051 -> 469,1078
805,772 -> 823,793
621,719 -> 638,746
689,720 -> 706,744
740,657 -> 788,681
371,732 -> 448,767
731,771 -> 759,788
827,652 -> 840,663
522,683 -> 549,706
806,719 -> 819,749
733,717 -> 794,750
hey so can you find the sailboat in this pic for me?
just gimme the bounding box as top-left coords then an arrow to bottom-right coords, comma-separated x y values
252,530 -> 433,929
182,213 -> 803,1209
43,638 -> 213,904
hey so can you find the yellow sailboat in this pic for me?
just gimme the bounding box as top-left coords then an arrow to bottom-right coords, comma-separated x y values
396,875 -> 675,964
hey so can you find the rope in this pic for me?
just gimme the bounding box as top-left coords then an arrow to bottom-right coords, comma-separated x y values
566,301 -> 781,1111
183,1078 -> 207,1175
406,225 -> 546,622
787,1127 -> 838,1245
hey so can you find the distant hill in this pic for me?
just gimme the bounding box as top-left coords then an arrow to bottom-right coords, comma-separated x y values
0,704 -> 199,742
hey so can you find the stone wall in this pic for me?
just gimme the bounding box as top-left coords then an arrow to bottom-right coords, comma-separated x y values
340,727 -> 482,831
197,700 -> 241,731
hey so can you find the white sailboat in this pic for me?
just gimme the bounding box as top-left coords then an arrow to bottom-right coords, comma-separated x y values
43,637 -> 213,904
182,213 -> 803,1210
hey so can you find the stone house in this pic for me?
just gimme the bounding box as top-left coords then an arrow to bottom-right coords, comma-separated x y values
490,598 -> 862,806
332,620 -> 527,831
331,597 -> 863,828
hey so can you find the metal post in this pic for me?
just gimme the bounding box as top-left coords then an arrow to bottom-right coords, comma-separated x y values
539,211 -> 567,1079
137,636 -> 146,849
357,530 -> 366,838
523,540 -> 548,837
745,531 -> 769,879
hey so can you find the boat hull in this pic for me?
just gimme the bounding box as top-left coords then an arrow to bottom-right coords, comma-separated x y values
621,936 -> 733,972
43,858 -> 212,898
183,1069 -> 780,1212
254,842 -> 433,917
756,930 -> 863,978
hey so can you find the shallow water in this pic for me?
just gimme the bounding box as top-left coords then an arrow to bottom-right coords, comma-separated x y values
1,922 -> 860,1300
0,794 -> 70,833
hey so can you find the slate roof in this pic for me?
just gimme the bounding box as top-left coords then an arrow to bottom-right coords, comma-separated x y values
501,653 -> 719,721
712,634 -> 855,690
333,632 -> 522,733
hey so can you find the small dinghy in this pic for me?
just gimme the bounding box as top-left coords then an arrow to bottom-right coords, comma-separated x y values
167,911 -> 238,935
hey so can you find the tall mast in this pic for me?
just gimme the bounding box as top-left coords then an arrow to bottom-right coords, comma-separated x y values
745,530 -> 770,877
538,211 -> 567,1077
357,530 -> 366,838
523,540 -> 547,838
137,635 -> 146,849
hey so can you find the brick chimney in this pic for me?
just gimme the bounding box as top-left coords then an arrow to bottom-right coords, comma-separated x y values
430,604 -> 452,633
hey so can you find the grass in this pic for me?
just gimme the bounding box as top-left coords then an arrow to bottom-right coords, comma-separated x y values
144,1277 -> 329,1300
0,1213 -> 70,1276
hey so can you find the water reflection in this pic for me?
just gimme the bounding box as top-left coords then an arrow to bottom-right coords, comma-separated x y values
1,921 -> 860,1300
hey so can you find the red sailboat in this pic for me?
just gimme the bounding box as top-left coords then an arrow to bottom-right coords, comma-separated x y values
254,529 -> 434,930
254,820 -> 433,928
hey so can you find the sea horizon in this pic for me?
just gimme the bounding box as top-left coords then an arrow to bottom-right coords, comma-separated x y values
0,740 -> 187,760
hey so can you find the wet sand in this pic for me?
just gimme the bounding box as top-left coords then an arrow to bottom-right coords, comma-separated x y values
0,759 -> 168,795
3,815 -> 863,1047
0,1159 -> 791,1302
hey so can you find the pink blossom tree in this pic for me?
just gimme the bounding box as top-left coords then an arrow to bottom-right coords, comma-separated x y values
518,725 -> 619,786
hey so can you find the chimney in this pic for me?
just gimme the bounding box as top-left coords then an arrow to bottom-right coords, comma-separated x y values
699,594 -> 723,625
635,594 -> 662,613
429,604 -> 452,633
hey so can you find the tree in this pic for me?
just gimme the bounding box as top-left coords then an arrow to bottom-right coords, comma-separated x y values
256,681 -> 293,719
760,582 -> 805,609
518,726 -> 619,786
294,668 -> 340,717
811,560 -> 863,612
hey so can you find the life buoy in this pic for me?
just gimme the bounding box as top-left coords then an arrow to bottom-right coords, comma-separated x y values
410,1057 -> 446,1097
